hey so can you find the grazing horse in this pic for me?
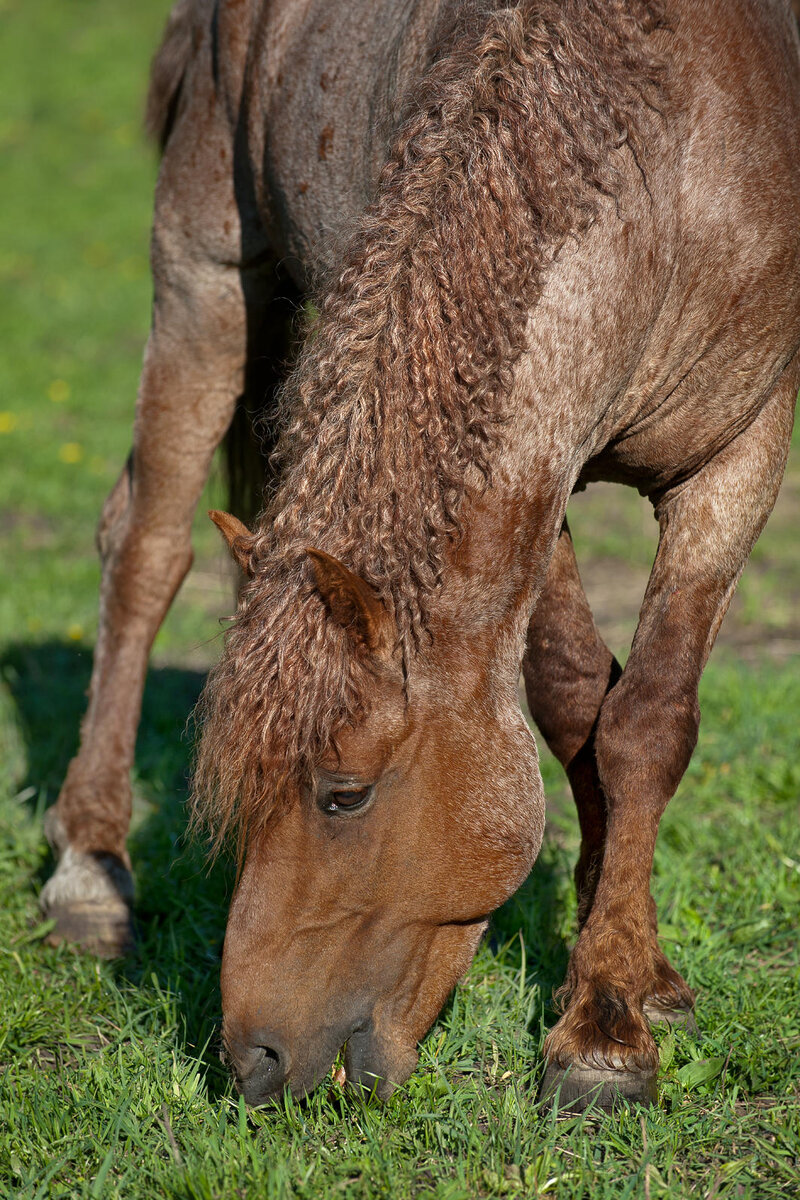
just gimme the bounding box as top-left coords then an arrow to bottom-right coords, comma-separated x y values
41,0 -> 800,1111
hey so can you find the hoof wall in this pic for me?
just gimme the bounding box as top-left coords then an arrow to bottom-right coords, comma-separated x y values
540,1061 -> 657,1112
40,840 -> 134,958
44,902 -> 134,958
644,1003 -> 698,1035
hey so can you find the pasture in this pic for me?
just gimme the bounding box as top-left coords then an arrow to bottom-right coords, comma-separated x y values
1,1 -> 799,1196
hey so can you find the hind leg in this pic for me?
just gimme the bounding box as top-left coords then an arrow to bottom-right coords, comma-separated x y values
523,524 -> 693,1025
40,82 -> 277,954
523,520 -> 619,924
537,366 -> 797,1109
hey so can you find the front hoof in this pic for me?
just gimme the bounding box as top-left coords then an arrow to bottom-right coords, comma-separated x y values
540,1060 -> 657,1113
644,1002 -> 698,1035
41,846 -> 135,958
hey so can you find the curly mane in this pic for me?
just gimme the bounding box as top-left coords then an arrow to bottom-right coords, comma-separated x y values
192,0 -> 667,852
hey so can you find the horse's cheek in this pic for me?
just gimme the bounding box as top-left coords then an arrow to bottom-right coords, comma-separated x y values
449,733 -> 544,914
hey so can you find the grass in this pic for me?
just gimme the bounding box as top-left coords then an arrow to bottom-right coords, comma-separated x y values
1,663 -> 799,1198
1,1 -> 799,1197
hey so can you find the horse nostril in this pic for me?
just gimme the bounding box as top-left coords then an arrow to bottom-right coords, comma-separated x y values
253,1044 -> 281,1075
235,1034 -> 290,1105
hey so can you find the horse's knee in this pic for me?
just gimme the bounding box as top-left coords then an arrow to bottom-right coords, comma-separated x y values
594,675 -> 700,813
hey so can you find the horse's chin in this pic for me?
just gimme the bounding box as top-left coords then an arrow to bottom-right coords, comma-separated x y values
343,1027 -> 418,1101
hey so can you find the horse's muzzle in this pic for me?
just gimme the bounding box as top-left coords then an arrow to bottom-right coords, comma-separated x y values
226,1018 -> 415,1105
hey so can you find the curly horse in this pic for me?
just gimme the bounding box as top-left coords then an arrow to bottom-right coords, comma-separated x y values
41,0 -> 800,1110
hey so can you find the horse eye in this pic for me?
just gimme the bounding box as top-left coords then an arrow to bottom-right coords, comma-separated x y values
320,786 -> 371,814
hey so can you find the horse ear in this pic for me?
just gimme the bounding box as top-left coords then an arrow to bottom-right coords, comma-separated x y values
209,510 -> 255,576
305,548 -> 393,658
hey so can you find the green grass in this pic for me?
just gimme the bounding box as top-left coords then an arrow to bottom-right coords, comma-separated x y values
0,0 -> 229,655
1,1 -> 799,1197
1,662 -> 799,1198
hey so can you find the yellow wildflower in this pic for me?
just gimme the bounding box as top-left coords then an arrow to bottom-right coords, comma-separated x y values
59,442 -> 83,464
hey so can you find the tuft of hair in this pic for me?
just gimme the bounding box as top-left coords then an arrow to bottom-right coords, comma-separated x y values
192,0 -> 667,855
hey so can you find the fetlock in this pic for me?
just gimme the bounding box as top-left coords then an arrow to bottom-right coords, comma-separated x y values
545,981 -> 658,1073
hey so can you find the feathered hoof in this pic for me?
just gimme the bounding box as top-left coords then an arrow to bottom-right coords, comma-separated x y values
539,1059 -> 658,1113
644,1002 -> 698,1035
40,838 -> 135,958
44,899 -> 135,958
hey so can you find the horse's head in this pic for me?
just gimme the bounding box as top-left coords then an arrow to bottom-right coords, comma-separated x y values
206,516 -> 543,1104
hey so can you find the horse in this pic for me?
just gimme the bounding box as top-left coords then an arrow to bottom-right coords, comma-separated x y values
40,0 -> 800,1112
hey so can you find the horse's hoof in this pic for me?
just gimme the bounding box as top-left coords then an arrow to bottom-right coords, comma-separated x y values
44,900 -> 135,958
644,1002 -> 698,1035
40,844 -> 135,958
539,1060 -> 658,1112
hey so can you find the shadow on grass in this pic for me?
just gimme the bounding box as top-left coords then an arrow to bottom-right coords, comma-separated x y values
0,639 -> 234,1097
1,638 -> 570,1094
1,640 -> 207,804
494,845 -> 574,1034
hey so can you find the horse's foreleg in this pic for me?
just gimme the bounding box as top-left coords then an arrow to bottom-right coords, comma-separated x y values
523,524 -> 694,1022
40,151 -> 265,953
540,363 -> 798,1110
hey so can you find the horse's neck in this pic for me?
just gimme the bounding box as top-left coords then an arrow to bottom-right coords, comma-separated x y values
427,440 -> 573,692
